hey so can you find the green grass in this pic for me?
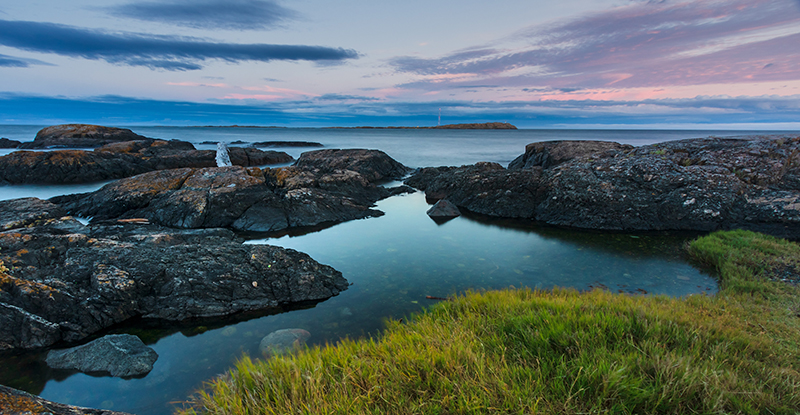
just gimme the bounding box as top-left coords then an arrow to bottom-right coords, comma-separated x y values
180,230 -> 800,414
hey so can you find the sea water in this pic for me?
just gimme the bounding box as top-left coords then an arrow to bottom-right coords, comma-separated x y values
0,126 -> 795,415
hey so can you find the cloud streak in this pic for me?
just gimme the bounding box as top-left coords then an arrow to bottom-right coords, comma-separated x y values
390,0 -> 800,92
107,0 -> 298,30
0,53 -> 53,68
0,20 -> 358,71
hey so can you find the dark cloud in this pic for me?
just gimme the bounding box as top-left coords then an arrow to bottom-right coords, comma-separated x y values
0,54 -> 29,67
263,77 -> 283,82
0,53 -> 53,68
107,0 -> 298,30
316,94 -> 380,101
0,20 -> 358,71
390,0 -> 800,90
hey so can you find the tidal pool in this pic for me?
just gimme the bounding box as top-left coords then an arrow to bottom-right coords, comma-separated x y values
0,191 -> 717,415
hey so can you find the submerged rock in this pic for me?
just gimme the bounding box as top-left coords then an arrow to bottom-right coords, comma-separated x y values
0,201 -> 348,351
407,136 -> 800,238
46,334 -> 158,377
52,149 -> 410,233
0,384 -> 132,415
259,328 -> 311,357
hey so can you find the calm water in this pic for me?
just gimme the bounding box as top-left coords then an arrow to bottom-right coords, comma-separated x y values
1,126 -> 791,414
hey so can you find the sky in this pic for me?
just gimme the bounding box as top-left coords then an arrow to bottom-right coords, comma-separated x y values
1,0 -> 800,128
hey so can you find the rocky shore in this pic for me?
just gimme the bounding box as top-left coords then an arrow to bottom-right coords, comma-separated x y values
0,125 -> 293,185
406,136 -> 800,239
0,198 -> 349,351
2,123 -> 799,414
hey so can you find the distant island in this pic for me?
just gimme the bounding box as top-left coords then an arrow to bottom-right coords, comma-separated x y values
325,122 -> 518,130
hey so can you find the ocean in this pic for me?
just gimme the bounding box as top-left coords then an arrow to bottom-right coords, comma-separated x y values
1,126 -> 795,414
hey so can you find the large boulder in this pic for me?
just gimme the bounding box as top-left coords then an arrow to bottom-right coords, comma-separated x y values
406,136 -> 800,238
52,150 -> 410,233
0,201 -> 348,351
293,148 -> 410,182
20,124 -> 148,149
0,139 -> 292,185
508,140 -> 633,170
46,334 -> 158,377
0,384 -> 132,415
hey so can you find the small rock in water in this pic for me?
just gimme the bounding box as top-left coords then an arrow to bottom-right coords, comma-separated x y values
340,307 -> 353,317
216,142 -> 232,167
259,329 -> 311,357
221,327 -> 237,337
45,334 -> 158,377
426,199 -> 461,219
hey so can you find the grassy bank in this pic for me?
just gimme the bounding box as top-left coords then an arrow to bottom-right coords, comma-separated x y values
181,230 -> 800,414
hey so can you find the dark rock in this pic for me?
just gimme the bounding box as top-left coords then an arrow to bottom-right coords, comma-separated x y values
0,384 -> 132,415
0,198 -> 66,231
253,141 -> 323,148
46,334 -> 158,377
0,137 -> 21,148
0,207 -> 348,351
406,162 -> 544,218
406,136 -> 800,238
53,150 -> 410,233
293,149 -> 410,182
19,124 -> 149,149
426,199 -> 461,218
508,140 -> 634,170
259,328 -> 310,356
0,139 -> 293,184
228,146 -> 293,166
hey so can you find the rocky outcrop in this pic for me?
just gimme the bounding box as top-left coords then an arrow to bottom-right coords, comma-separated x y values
508,140 -> 634,170
52,149 -> 411,233
292,148 -> 410,182
0,139 -> 293,184
406,136 -> 800,238
252,141 -> 323,148
0,197 -> 66,230
19,124 -> 148,149
0,384 -> 132,415
0,137 -> 21,148
426,199 -> 461,218
46,334 -> 158,377
0,199 -> 348,351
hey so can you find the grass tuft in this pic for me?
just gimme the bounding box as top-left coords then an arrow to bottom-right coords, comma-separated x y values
180,230 -> 800,414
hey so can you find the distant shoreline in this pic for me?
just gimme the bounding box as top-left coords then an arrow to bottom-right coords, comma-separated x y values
178,122 -> 517,130
324,122 -> 517,130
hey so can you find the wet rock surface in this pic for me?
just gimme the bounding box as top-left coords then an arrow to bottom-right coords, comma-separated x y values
0,384 -> 132,415
0,202 -> 348,351
52,149 -> 410,232
0,138 -> 292,185
20,124 -> 149,149
46,334 -> 158,377
407,136 -> 800,238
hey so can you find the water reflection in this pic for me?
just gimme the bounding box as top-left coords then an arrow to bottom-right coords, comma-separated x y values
0,191 -> 717,415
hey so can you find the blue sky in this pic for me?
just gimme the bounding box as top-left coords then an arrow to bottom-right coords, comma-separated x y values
1,0 -> 799,128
